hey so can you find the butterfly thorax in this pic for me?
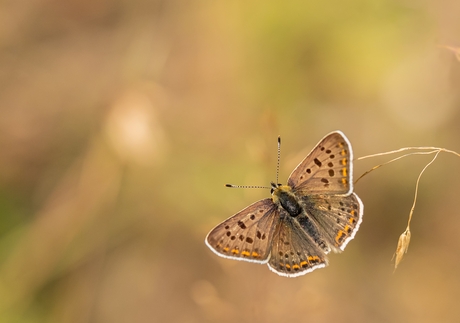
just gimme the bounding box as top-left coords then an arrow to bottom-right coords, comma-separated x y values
271,183 -> 302,217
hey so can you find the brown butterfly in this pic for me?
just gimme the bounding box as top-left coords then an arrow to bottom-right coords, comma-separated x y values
205,131 -> 363,277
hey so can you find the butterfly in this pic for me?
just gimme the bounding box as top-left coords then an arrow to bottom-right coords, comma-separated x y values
205,131 -> 363,277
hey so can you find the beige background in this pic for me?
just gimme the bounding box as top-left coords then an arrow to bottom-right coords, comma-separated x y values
0,1 -> 460,322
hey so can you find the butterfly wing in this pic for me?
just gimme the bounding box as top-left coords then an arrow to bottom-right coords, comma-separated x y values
205,198 -> 279,263
289,131 -> 363,253
300,193 -> 363,252
267,211 -> 328,277
288,131 -> 354,195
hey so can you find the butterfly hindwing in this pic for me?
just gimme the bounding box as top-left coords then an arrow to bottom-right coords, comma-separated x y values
268,212 -> 328,277
205,198 -> 278,263
288,131 -> 353,195
300,193 -> 363,252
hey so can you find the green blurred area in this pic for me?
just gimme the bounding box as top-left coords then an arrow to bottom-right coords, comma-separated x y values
1,0 -> 460,322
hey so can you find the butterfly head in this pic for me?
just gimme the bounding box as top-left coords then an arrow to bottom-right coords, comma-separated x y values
270,181 -> 282,194
270,182 -> 303,217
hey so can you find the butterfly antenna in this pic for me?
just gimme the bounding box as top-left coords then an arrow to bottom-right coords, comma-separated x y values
276,136 -> 281,185
225,184 -> 271,189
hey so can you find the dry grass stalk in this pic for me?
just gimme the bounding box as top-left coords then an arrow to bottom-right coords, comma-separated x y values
356,147 -> 458,270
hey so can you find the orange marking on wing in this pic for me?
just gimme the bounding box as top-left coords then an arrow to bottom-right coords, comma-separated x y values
335,231 -> 345,244
307,256 -> 320,262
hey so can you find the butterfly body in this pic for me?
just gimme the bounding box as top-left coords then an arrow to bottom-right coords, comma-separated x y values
272,184 -> 302,217
206,131 -> 363,277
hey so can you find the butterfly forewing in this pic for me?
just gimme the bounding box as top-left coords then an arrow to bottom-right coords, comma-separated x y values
288,131 -> 353,195
205,198 -> 278,263
300,193 -> 363,252
268,213 -> 328,277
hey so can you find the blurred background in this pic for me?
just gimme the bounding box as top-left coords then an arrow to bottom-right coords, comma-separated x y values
0,0 -> 460,322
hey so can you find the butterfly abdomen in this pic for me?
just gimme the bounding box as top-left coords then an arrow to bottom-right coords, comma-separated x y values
272,185 -> 302,217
